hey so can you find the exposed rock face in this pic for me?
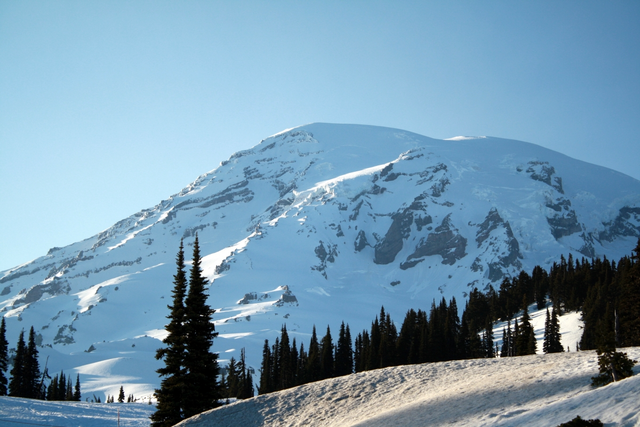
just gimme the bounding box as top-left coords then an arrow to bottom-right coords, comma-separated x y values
523,160 -> 564,193
473,208 -> 523,282
354,230 -> 370,252
276,286 -> 299,307
312,241 -> 338,279
600,207 -> 640,242
374,211 -> 414,265
406,214 -> 467,266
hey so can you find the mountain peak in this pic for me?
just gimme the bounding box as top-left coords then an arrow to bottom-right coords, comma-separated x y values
2,123 -> 639,399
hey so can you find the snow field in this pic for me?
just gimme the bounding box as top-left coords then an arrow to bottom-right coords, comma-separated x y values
177,347 -> 640,427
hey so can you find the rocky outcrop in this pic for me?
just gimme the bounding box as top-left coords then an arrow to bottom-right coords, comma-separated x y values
312,241 -> 338,279
599,206 -> 640,242
374,211 -> 414,265
406,214 -> 467,265
522,161 -> 564,194
354,230 -> 370,252
473,208 -> 523,282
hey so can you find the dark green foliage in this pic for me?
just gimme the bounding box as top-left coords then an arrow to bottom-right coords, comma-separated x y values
334,322 -> 353,377
152,236 -> 221,425
24,327 -> 41,398
73,374 -> 81,401
0,318 -> 8,395
182,235 -> 220,418
8,330 -> 26,397
544,307 -> 564,353
8,327 -> 41,399
591,347 -> 637,387
320,326 -> 334,379
45,370 -> 80,401
258,340 -> 272,394
152,239 -> 188,427
118,385 -> 125,403
556,416 -> 603,427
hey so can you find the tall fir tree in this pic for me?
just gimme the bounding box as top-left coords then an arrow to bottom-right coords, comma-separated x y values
182,235 -> 220,418
24,326 -> 41,398
8,330 -> 26,397
334,322 -> 353,377
152,240 -> 188,427
320,326 -> 334,380
306,326 -> 321,382
258,339 -> 272,395
0,318 -> 8,395
73,374 -> 81,401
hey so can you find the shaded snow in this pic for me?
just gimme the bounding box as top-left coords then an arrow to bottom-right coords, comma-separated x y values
177,347 -> 640,427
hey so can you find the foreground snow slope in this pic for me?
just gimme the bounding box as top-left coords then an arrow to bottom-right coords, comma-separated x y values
0,396 -> 155,427
178,347 -> 640,427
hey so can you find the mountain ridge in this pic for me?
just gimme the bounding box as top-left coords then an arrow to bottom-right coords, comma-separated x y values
1,123 -> 639,399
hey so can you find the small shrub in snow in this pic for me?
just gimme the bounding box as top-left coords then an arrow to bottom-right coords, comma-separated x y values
556,415 -> 603,427
591,347 -> 637,387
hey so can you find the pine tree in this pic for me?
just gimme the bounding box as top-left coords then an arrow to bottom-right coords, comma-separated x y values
73,374 -> 81,401
258,340 -> 272,395
47,374 -> 57,400
8,330 -> 26,397
152,239 -> 188,427
548,307 -> 564,353
320,326 -> 334,380
238,348 -> 253,399
0,318 -> 8,395
306,326 -> 321,382
591,346 -> 637,387
118,385 -> 125,403
24,326 -> 41,398
57,371 -> 66,402
334,322 -> 353,377
182,235 -> 220,418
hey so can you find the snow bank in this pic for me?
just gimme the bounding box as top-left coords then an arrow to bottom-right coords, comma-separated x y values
177,347 -> 640,427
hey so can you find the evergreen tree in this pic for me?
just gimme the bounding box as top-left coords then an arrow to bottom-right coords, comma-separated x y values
320,326 -> 334,380
24,327 -> 40,398
118,385 -> 125,403
73,374 -> 81,401
483,318 -> 495,358
47,374 -> 58,401
258,340 -> 272,395
8,330 -> 26,397
544,307 -> 564,353
278,325 -> 293,389
591,347 -> 637,387
238,348 -> 253,399
182,235 -> 220,418
57,371 -> 66,402
306,326 -> 321,382
334,322 -> 353,377
152,239 -> 188,427
0,318 -> 8,395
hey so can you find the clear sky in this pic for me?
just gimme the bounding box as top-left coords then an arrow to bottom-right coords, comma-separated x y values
1,1 -> 639,272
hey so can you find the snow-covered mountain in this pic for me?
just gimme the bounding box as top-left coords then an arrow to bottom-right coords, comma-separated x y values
1,123 -> 639,399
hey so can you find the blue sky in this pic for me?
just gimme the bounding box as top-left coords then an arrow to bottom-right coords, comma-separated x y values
1,1 -> 639,271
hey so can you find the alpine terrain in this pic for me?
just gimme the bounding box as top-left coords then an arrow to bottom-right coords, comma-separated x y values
1,123 -> 639,400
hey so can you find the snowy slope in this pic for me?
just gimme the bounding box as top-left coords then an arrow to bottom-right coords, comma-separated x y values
176,347 -> 640,427
1,123 -> 639,399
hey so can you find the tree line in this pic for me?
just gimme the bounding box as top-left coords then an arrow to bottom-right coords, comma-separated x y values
0,319 -> 81,401
255,238 -> 640,395
151,236 -> 639,413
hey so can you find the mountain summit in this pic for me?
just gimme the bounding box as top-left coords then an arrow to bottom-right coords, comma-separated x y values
2,123 -> 639,398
